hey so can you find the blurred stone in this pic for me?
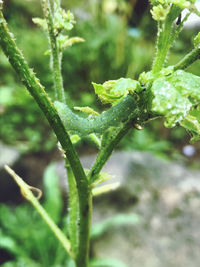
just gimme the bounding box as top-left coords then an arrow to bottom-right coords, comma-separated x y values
60,151 -> 200,267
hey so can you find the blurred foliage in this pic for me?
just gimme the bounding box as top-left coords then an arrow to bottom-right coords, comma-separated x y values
120,127 -> 172,158
0,163 -> 70,267
0,162 -> 140,266
0,0 -> 54,152
0,0 -> 199,156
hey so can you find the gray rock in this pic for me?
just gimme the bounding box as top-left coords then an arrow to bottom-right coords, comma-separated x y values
59,151 -> 200,267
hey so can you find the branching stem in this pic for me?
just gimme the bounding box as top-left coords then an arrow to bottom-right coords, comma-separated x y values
88,109 -> 139,185
174,47 -> 200,70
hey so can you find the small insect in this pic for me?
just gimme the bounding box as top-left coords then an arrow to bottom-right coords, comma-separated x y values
54,96 -> 136,135
176,13 -> 182,25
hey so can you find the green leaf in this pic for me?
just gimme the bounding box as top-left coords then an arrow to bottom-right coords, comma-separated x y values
90,171 -> 113,187
70,134 -> 81,144
43,163 -> 63,224
92,182 -> 120,196
151,70 -> 200,141
0,229 -> 23,256
92,78 -> 140,104
180,112 -> 200,142
57,35 -> 85,51
54,8 -> 75,34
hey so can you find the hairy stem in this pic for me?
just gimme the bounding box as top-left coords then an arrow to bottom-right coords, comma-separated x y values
88,109 -> 139,185
41,0 -> 65,102
174,47 -> 200,70
65,160 -> 79,256
0,9 -> 90,266
152,5 -> 180,74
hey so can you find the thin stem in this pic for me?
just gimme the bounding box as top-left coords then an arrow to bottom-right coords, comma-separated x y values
65,160 -> 79,256
174,47 -> 200,70
76,192 -> 92,267
88,110 -> 139,185
41,0 -> 91,263
152,22 -> 172,74
41,0 -> 65,102
152,5 -> 181,74
0,10 -> 90,266
4,165 -> 73,258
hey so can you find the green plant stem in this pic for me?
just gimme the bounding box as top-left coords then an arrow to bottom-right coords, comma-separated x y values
174,47 -> 200,70
88,109 -> 139,185
4,165 -> 73,258
65,160 -> 78,256
152,5 -> 180,74
0,10 -> 90,266
41,0 -> 65,102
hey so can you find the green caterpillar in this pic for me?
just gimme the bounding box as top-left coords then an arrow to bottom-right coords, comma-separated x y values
54,95 -> 136,135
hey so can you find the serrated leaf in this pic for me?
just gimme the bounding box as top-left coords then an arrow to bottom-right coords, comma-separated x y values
54,8 -> 75,34
92,78 -> 140,104
64,37 -> 85,48
57,35 -> 84,52
151,76 -> 192,127
151,70 -> 200,141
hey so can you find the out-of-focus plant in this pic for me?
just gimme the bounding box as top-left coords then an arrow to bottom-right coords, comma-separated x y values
120,128 -> 172,158
0,163 -> 69,267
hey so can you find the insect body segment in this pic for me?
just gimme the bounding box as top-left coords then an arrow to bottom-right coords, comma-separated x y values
54,96 -> 136,135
